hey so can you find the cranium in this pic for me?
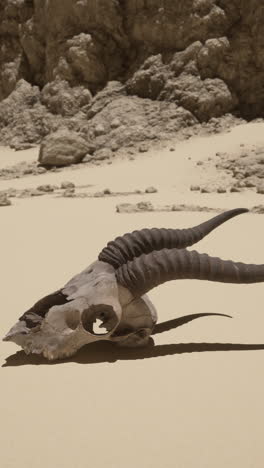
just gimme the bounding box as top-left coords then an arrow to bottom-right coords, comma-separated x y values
3,208 -> 264,360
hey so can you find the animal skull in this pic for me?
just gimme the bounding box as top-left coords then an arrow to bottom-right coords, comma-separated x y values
4,208 -> 264,360
3,261 -> 157,360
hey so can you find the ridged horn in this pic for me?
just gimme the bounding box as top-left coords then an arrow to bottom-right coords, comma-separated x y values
115,248 -> 264,297
98,208 -> 248,268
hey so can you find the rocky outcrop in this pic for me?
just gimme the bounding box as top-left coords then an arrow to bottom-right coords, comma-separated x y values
0,0 -> 263,150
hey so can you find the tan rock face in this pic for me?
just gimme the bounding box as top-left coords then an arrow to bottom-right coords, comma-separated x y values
0,0 -> 263,147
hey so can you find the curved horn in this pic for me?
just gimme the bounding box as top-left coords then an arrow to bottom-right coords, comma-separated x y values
98,208 -> 248,268
115,248 -> 264,297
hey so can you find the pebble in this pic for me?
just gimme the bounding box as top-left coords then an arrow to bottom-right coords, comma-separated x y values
145,186 -> 158,193
61,181 -> 75,189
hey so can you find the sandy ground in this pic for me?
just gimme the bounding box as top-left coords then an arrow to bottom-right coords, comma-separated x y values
1,122 -> 264,468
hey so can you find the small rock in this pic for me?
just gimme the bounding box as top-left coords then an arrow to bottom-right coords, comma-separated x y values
196,161 -> 203,166
0,193 -> 12,206
110,142 -> 119,152
257,185 -> 264,194
116,201 -> 154,213
103,188 -> 111,195
236,181 -> 246,188
169,147 -> 175,152
190,185 -> 200,191
217,187 -> 227,193
252,205 -> 264,213
139,144 -> 148,153
200,187 -> 212,193
82,154 -> 93,163
244,179 -> 257,188
36,166 -> 47,174
94,124 -> 105,136
116,203 -> 135,213
145,186 -> 158,193
61,181 -> 75,189
19,189 -> 44,198
230,186 -> 241,193
94,148 -> 112,160
63,188 -> 75,197
129,156 -> 135,161
110,118 -> 121,129
30,189 -> 44,196
136,201 -> 154,211
37,184 -> 55,192
3,188 -> 17,197
257,157 -> 264,165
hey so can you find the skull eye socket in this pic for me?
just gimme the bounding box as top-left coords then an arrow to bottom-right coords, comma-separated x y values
81,304 -> 118,335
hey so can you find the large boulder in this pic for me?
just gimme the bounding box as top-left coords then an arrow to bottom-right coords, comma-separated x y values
38,129 -> 91,167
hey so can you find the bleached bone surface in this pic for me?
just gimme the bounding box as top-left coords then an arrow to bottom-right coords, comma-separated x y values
3,261 -> 157,360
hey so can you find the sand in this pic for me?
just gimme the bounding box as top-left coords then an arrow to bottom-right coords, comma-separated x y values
1,122 -> 264,468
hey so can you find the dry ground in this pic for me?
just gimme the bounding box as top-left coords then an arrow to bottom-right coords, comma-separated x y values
1,122 -> 264,468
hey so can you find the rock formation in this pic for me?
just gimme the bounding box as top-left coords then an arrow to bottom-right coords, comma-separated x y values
0,0 -> 263,154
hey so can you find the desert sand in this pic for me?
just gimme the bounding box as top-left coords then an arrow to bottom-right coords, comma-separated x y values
1,122 -> 264,468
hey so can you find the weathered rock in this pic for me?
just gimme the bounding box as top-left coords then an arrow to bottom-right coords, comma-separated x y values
257,184 -> 264,194
145,186 -> 158,193
201,187 -> 212,193
0,193 -> 12,206
190,185 -> 200,191
60,181 -> 75,189
36,166 -> 47,174
103,188 -> 111,195
252,205 -> 264,214
110,118 -> 121,129
37,184 -> 55,193
82,154 -> 93,163
38,130 -> 91,167
116,201 -> 154,213
18,189 -> 44,198
63,188 -> 75,197
139,144 -> 149,153
41,79 -> 92,117
230,186 -> 241,193
94,124 -> 106,136
94,148 -> 112,161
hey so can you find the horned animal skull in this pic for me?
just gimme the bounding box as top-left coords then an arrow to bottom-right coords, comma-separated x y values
3,208 -> 264,360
